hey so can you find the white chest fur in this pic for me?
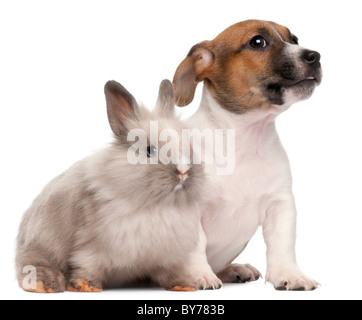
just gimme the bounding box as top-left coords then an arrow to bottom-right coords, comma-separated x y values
187,88 -> 294,273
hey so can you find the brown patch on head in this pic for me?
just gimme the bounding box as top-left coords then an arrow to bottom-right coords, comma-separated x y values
207,20 -> 287,113
173,20 -> 320,113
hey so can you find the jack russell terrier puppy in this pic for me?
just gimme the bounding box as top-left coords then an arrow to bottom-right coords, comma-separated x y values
173,19 -> 322,290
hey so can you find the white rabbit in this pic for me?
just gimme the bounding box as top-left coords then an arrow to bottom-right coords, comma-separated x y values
16,79 -> 221,293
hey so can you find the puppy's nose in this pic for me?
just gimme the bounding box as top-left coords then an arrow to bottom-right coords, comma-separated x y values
302,50 -> 321,65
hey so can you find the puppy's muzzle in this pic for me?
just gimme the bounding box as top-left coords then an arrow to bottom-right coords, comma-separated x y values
302,50 -> 322,83
278,48 -> 322,86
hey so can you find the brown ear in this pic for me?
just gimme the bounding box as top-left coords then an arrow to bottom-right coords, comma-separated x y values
104,80 -> 139,138
173,41 -> 214,107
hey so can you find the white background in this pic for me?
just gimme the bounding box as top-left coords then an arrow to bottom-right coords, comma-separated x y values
1,0 -> 361,300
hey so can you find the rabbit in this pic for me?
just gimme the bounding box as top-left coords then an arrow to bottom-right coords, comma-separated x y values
16,79 -> 222,293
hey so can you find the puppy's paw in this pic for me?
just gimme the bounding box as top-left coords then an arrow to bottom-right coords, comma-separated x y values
21,266 -> 65,293
217,263 -> 262,283
66,279 -> 103,293
169,270 -> 223,291
192,271 -> 223,290
266,267 -> 319,291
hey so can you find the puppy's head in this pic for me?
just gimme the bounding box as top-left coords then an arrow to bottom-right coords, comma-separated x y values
173,20 -> 322,113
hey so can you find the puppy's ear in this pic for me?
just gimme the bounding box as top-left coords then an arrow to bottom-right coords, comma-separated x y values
156,79 -> 175,118
104,80 -> 139,138
173,41 -> 214,107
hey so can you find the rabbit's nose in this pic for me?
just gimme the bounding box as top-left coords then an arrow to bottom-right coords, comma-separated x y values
177,165 -> 191,185
177,165 -> 191,176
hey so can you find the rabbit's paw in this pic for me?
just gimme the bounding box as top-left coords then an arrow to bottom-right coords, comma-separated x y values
169,286 -> 197,292
25,281 -> 55,293
21,266 -> 65,293
66,279 -> 103,293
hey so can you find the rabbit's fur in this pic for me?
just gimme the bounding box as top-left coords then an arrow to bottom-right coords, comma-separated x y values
16,80 -> 221,293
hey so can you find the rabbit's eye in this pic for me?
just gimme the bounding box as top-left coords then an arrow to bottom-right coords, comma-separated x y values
147,145 -> 157,158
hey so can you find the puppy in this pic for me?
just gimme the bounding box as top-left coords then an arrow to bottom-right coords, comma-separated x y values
173,20 -> 322,290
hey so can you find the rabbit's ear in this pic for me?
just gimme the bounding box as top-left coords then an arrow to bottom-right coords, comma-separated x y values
104,80 -> 139,138
156,79 -> 175,118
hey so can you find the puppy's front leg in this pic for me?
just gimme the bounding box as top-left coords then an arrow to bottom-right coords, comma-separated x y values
263,193 -> 319,291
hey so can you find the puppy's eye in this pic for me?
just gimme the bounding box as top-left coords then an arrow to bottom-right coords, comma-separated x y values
249,36 -> 268,49
291,35 -> 299,45
147,145 -> 157,158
